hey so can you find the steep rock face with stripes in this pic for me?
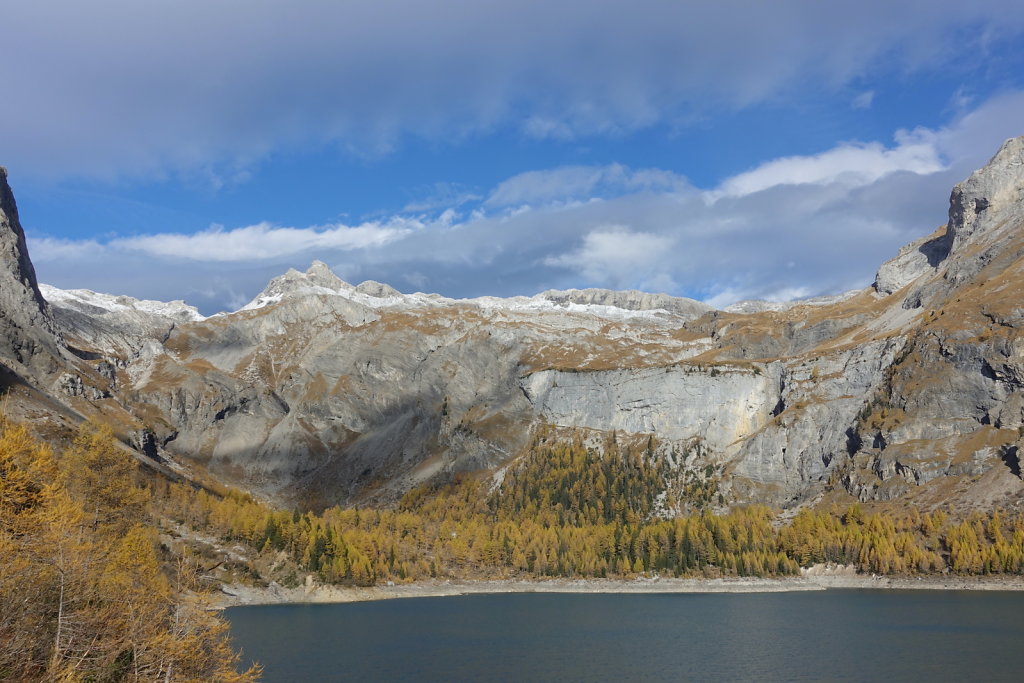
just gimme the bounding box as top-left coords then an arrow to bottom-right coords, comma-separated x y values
0,167 -> 62,380
4,138 -> 1024,512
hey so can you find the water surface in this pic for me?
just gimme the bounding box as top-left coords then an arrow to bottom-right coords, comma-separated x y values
227,590 -> 1024,682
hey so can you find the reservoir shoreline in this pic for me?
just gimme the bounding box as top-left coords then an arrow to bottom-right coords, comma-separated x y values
217,572 -> 1024,608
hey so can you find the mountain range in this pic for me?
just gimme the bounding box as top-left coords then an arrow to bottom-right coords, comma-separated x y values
2,137 -> 1024,514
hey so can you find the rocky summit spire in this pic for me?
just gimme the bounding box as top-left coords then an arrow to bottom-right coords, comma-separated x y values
0,167 -> 44,302
948,136 -> 1024,252
874,135 -> 1024,297
0,167 -> 60,374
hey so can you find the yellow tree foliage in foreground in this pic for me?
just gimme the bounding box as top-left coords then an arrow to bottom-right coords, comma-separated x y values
0,418 -> 260,682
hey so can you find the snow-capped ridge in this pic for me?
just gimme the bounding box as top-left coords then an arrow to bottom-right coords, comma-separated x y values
39,284 -> 205,322
238,262 -> 713,321
537,287 -> 712,319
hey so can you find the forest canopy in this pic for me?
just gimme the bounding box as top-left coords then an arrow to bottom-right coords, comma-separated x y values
0,418 -> 260,682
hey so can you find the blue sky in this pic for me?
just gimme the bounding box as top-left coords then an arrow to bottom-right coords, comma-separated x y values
4,1 -> 1024,314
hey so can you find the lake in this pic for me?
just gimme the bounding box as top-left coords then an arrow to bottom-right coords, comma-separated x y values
226,590 -> 1024,681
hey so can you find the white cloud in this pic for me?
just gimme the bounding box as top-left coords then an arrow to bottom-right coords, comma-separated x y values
927,90 -> 1024,166
109,221 -> 414,262
710,135 -> 945,199
486,164 -> 690,208
545,226 -> 676,290
486,167 -> 597,207
30,237 -> 104,262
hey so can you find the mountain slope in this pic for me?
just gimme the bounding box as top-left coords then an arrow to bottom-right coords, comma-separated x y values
7,138 -> 1024,513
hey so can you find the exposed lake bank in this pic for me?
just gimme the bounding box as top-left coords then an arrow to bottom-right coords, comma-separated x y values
216,570 -> 1024,608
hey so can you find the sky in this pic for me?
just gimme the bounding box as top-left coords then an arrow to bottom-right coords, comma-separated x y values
3,1 -> 1024,314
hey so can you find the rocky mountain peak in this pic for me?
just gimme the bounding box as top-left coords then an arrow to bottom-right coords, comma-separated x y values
873,225 -> 949,296
242,260 -> 354,310
0,167 -> 45,307
354,280 -> 402,298
0,167 -> 61,373
874,135 -> 1024,297
949,136 -> 1024,251
305,260 -> 348,289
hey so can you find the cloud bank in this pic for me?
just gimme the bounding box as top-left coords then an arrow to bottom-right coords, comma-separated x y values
3,0 -> 1024,179
28,92 -> 1024,314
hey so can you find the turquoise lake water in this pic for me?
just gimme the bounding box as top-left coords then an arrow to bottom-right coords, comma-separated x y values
226,590 -> 1024,682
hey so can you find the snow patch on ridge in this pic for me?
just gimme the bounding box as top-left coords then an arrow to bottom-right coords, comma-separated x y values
236,263 -> 683,321
39,284 -> 206,321
240,282 -> 675,321
467,295 -> 674,320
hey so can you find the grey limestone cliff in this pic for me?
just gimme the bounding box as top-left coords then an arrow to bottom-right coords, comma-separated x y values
523,363 -> 781,453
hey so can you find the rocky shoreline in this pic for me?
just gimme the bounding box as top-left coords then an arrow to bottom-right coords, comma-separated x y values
217,572 -> 1024,608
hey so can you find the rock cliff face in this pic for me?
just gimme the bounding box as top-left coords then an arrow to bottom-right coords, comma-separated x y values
5,138 -> 1024,511
523,364 -> 781,451
0,168 -> 61,377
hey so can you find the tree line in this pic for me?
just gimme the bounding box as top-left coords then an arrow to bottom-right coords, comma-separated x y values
152,435 -> 1024,586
